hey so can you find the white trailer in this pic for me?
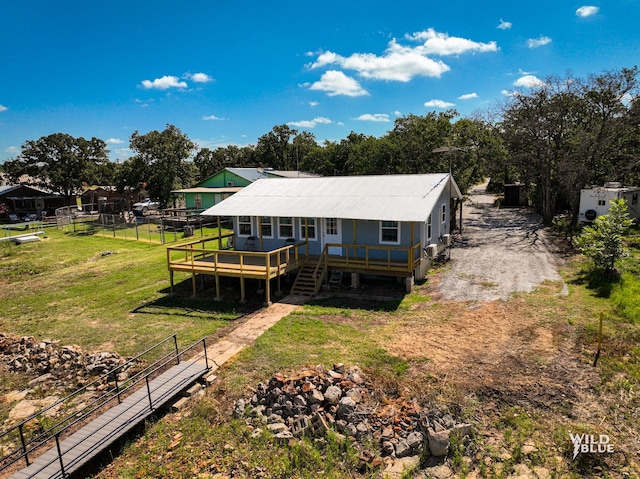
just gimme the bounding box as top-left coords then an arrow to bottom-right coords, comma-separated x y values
578,182 -> 640,222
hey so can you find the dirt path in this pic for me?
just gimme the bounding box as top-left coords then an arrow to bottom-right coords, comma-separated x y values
436,182 -> 567,301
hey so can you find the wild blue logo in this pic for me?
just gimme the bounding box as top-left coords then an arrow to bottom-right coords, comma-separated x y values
569,434 -> 614,460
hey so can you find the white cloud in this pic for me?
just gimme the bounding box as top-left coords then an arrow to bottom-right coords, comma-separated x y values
354,113 -> 391,122
5,146 -> 19,156
0,104 -> 7,112
203,115 -> 224,121
497,19 -> 512,30
113,147 -> 132,158
458,92 -> 478,100
527,36 -> 552,48
406,28 -> 498,56
288,117 -> 332,128
308,70 -> 369,96
576,6 -> 599,17
514,75 -> 546,88
189,72 -> 213,83
141,75 -> 188,90
310,47 -> 450,82
424,99 -> 455,108
308,28 -> 496,83
308,101 -> 319,107
107,138 -> 124,144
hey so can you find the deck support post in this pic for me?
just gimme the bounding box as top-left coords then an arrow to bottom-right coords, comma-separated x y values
350,273 -> 360,289
215,274 -> 222,302
264,276 -> 272,306
276,274 -> 282,296
191,272 -> 197,297
404,275 -> 414,293
240,276 -> 246,303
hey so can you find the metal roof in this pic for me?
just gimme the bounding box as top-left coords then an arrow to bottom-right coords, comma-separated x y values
225,168 -> 318,182
200,174 -> 461,222
172,187 -> 243,194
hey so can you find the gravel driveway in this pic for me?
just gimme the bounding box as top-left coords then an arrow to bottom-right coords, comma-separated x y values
435,183 -> 567,301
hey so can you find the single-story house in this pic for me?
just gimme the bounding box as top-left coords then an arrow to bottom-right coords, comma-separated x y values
171,167 -> 318,211
167,173 -> 462,304
0,185 -> 67,222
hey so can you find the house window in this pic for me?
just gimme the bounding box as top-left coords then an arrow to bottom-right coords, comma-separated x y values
380,220 -> 400,244
441,203 -> 447,223
299,218 -> 317,240
598,200 -> 606,206
326,218 -> 338,235
632,194 -> 638,205
194,194 -> 202,209
427,215 -> 432,241
261,216 -> 273,238
238,216 -> 252,236
278,217 -> 293,238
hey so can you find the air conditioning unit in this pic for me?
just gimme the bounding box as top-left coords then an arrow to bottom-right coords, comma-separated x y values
425,244 -> 438,258
226,181 -> 236,187
442,234 -> 451,246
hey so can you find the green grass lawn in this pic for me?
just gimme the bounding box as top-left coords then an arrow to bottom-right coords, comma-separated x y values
0,228 -> 241,356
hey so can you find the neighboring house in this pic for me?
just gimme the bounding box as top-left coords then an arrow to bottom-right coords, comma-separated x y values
0,185 -> 67,222
167,173 -> 462,304
579,182 -> 640,223
79,186 -> 133,214
171,167 -> 318,211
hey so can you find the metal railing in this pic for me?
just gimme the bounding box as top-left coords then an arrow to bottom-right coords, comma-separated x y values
0,335 -> 209,476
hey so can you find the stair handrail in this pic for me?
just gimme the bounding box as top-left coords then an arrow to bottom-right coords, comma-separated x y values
311,245 -> 329,292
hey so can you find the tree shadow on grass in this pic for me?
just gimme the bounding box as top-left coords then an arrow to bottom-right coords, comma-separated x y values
570,268 -> 621,298
133,276 -> 264,319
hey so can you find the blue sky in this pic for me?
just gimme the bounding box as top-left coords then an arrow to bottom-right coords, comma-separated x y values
1,1 -> 639,163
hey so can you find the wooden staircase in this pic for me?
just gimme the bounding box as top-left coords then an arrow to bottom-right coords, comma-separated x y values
290,256 -> 326,296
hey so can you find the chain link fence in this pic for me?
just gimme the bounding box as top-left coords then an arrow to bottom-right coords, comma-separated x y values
55,207 -> 226,244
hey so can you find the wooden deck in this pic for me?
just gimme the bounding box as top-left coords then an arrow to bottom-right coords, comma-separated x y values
167,236 -> 423,301
8,361 -> 207,479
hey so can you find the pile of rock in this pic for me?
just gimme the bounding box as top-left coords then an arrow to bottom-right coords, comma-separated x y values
234,364 -> 473,463
0,333 -> 139,392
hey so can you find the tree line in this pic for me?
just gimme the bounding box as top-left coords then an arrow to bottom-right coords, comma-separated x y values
3,67 -> 639,227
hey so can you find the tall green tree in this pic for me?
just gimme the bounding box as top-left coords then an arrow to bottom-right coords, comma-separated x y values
127,124 -> 196,207
4,133 -> 109,199
388,111 -> 456,174
255,124 -> 298,170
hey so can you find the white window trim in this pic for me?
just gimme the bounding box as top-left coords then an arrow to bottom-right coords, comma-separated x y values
260,216 -> 274,239
237,216 -> 253,237
277,217 -> 294,239
298,217 -> 317,241
379,220 -> 401,245
441,203 -> 447,224
427,215 -> 432,242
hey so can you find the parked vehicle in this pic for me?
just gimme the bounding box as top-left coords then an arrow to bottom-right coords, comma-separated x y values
132,199 -> 160,216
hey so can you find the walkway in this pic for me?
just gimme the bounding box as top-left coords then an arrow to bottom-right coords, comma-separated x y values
196,295 -> 306,371
8,362 -> 207,479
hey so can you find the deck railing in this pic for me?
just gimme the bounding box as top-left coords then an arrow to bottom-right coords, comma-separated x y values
168,236 -> 423,278
166,235 -> 308,278
324,241 -> 423,274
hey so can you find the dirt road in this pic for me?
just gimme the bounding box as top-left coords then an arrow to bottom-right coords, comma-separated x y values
436,182 -> 567,301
